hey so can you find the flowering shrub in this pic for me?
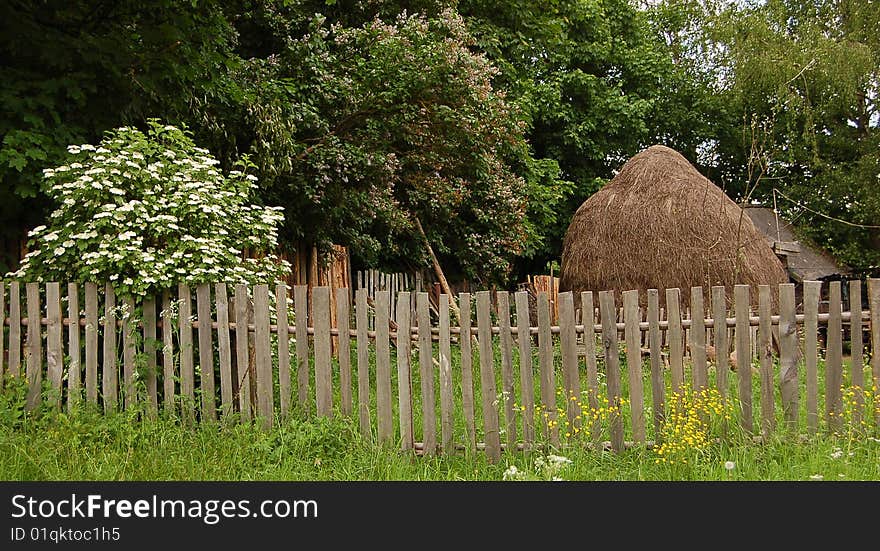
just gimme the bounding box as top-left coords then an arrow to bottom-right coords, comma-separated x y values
8,120 -> 290,296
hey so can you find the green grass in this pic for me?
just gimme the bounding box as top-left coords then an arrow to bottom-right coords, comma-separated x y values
2,376 -> 879,481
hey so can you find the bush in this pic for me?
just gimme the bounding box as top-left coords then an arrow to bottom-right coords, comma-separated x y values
8,120 -> 290,296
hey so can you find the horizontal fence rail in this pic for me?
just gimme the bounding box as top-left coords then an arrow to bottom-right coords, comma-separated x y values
2,280 -> 879,462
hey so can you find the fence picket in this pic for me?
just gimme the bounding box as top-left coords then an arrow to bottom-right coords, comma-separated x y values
496,291 -> 518,447
849,280 -> 864,427
869,278 -> 880,427
599,291 -> 624,452
102,284 -> 118,414
276,283 -> 291,420
711,286 -> 728,401
337,288 -> 353,417
178,284 -> 194,424
778,283 -> 798,429
826,281 -> 843,432
294,285 -> 310,414
9,281 -> 21,379
515,291 -> 535,445
233,285 -> 251,421
758,285 -> 775,437
122,295 -> 137,412
196,284 -> 215,421
690,287 -> 707,392
476,291 -> 501,463
537,292 -> 558,446
803,280 -> 821,433
25,283 -> 42,411
460,293 -> 477,450
45,283 -> 63,410
734,285 -> 753,433
375,289 -> 392,441
582,291 -> 601,447
623,290 -> 645,443
396,291 -> 414,451
215,284 -> 233,417
356,289 -> 371,437
143,295 -> 157,418
162,290 -> 175,415
647,289 -> 664,439
418,292 -> 437,455
439,294 -> 455,453
67,283 -> 82,410
665,288 -> 684,394
254,284 -> 274,428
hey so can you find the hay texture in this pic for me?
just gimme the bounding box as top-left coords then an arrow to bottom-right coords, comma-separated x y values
559,145 -> 788,306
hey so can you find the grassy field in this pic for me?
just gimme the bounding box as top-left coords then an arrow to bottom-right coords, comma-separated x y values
2,378 -> 878,482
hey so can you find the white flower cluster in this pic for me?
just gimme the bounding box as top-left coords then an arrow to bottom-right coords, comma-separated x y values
10,121 -> 291,296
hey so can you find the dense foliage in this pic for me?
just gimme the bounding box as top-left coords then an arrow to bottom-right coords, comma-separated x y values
2,0 -> 876,282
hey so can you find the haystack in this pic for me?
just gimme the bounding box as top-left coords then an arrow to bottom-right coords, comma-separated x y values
559,145 -> 788,306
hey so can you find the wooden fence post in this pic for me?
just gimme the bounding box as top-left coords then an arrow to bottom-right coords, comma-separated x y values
734,285 -> 753,434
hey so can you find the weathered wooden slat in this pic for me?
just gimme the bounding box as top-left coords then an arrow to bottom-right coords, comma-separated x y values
647,289 -> 664,440
276,283 -> 291,420
337,288 -> 353,417
496,291 -> 518,447
778,283 -> 799,429
178,284 -> 194,424
757,285 -> 775,437
514,291 -> 535,445
558,291 -> 580,440
102,284 -> 118,414
233,283 -> 253,421
374,289 -> 392,441
67,283 -> 81,410
161,291 -> 175,415
869,279 -> 880,427
46,282 -> 63,409
356,288 -> 371,437
826,281 -> 843,432
803,280 -> 821,433
849,279 -> 864,427
396,291 -> 414,451
476,291 -> 501,463
195,285 -> 215,421
536,292 -> 558,446
215,284 -> 233,417
599,291 -> 624,452
690,287 -> 707,392
711,286 -> 728,400
294,285 -> 310,414
459,293 -> 476,450
8,281 -> 21,378
418,292 -> 437,455
581,291 -> 601,447
734,284 -> 753,433
142,295 -> 157,418
25,283 -> 42,410
121,295 -> 137,411
439,294 -> 455,453
665,288 -> 684,394
623,290 -> 645,443
253,284 -> 274,428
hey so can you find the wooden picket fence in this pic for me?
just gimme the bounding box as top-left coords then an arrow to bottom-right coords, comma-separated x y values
2,279 -> 879,462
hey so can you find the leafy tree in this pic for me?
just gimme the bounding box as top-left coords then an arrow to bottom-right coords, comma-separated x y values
0,0 -> 239,273
659,0 -> 880,274
229,9 -> 545,283
8,121 -> 289,297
